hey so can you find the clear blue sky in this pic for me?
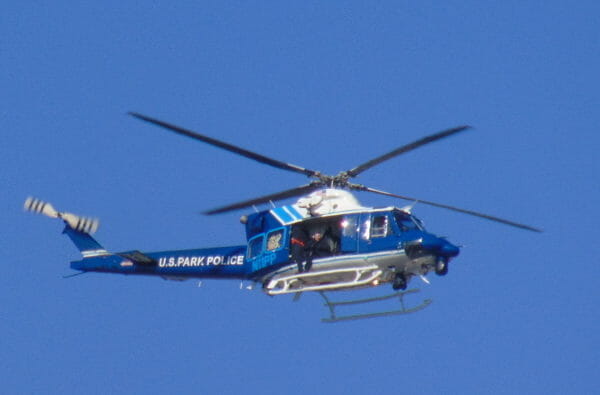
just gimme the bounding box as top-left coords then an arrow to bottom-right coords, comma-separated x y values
2,2 -> 598,394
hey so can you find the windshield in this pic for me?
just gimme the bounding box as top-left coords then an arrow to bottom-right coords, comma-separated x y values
393,211 -> 424,232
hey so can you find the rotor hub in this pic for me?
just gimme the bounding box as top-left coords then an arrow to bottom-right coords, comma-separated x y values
296,188 -> 364,215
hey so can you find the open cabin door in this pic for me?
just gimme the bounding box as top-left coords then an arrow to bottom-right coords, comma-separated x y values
289,214 -> 360,262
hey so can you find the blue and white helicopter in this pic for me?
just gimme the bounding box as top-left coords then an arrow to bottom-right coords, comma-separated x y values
26,113 -> 541,322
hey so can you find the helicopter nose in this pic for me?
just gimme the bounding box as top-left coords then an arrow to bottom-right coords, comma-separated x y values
405,234 -> 460,259
440,240 -> 460,258
420,234 -> 459,258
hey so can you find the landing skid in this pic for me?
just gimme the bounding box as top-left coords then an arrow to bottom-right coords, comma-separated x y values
319,289 -> 432,323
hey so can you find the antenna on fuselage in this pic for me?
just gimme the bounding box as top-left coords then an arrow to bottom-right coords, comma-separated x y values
400,201 -> 418,213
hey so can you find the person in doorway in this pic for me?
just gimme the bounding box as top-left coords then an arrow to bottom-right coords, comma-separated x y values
304,224 -> 337,272
290,227 -> 308,273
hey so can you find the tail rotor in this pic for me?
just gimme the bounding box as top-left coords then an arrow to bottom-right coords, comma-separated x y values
24,197 -> 100,234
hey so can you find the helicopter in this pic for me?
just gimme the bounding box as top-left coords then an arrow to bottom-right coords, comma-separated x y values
25,113 -> 541,322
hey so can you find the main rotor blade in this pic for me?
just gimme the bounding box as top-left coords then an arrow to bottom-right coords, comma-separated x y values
204,183 -> 323,215
357,185 -> 542,232
346,125 -> 471,177
129,112 -> 320,178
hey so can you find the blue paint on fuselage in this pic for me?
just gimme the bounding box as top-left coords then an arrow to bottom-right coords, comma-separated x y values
71,245 -> 249,279
68,206 -> 459,282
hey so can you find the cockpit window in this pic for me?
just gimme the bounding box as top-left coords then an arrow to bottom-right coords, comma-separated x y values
394,211 -> 423,232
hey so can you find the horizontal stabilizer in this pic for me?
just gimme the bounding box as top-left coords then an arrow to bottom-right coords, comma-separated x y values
118,250 -> 157,266
25,197 -> 99,234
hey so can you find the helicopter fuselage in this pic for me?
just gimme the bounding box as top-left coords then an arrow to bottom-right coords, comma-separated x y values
68,200 -> 459,294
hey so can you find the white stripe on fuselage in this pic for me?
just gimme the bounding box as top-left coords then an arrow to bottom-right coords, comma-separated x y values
266,249 -> 408,278
81,249 -> 109,258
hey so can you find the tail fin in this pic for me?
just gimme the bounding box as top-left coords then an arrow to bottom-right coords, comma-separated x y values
25,197 -> 108,257
62,225 -> 109,257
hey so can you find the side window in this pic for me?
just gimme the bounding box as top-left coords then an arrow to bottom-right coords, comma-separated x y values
370,215 -> 389,238
266,229 -> 284,251
248,235 -> 264,259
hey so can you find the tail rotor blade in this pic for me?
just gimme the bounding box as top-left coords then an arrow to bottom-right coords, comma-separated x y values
24,197 -> 100,234
24,197 -> 59,218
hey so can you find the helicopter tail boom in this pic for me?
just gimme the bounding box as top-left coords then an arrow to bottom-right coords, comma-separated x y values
25,197 -> 252,279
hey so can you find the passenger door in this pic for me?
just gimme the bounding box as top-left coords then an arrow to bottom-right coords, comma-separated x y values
359,212 -> 399,252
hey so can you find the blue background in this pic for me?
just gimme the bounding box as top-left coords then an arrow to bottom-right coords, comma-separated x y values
3,2 -> 598,394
